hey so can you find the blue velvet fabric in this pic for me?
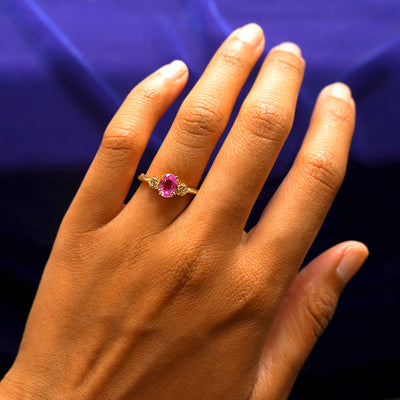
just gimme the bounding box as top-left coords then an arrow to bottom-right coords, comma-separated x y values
0,1 -> 399,398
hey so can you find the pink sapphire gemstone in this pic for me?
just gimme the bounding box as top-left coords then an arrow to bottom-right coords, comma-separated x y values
158,174 -> 178,198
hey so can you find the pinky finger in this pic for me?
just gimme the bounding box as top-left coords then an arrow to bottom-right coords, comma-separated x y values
250,241 -> 369,400
67,60 -> 188,230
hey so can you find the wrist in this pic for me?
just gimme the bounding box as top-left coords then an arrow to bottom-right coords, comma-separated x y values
0,367 -> 46,400
0,373 -> 23,400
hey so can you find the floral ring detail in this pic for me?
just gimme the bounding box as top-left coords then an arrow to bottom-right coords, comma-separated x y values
138,173 -> 198,198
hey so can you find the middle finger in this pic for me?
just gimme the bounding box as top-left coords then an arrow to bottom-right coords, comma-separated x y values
192,43 -> 305,234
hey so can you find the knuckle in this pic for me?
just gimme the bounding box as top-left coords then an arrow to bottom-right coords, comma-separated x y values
270,50 -> 304,75
243,102 -> 291,144
325,101 -> 353,126
132,82 -> 161,103
102,124 -> 140,155
223,279 -> 263,319
231,285 -> 265,317
218,46 -> 248,71
300,150 -> 345,193
178,101 -> 225,137
303,288 -> 338,339
229,260 -> 270,317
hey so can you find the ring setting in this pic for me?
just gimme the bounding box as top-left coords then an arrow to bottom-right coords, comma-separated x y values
138,173 -> 198,198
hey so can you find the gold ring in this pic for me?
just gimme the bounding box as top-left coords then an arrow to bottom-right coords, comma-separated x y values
138,173 -> 198,198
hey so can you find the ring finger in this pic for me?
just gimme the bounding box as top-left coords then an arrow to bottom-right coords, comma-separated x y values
129,24 -> 265,222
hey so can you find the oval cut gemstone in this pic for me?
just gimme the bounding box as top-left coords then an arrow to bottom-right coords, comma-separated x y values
158,174 -> 178,198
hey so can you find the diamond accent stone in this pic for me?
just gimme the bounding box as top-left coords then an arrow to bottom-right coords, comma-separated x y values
158,174 -> 178,198
149,176 -> 160,189
176,182 -> 188,196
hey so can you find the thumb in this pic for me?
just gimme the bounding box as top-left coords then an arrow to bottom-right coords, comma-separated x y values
251,241 -> 369,400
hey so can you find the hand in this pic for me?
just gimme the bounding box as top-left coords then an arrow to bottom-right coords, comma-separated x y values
0,23 -> 368,400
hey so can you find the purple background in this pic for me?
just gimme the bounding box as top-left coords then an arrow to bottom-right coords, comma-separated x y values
1,1 -> 399,398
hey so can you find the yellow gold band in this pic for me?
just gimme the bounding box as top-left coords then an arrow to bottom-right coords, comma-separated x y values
138,173 -> 198,198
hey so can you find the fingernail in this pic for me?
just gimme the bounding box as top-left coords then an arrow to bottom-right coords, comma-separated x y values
271,42 -> 302,57
160,60 -> 187,80
323,82 -> 352,103
235,23 -> 264,47
336,242 -> 369,285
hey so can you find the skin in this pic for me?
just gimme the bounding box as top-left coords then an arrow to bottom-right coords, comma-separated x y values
0,24 -> 368,400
